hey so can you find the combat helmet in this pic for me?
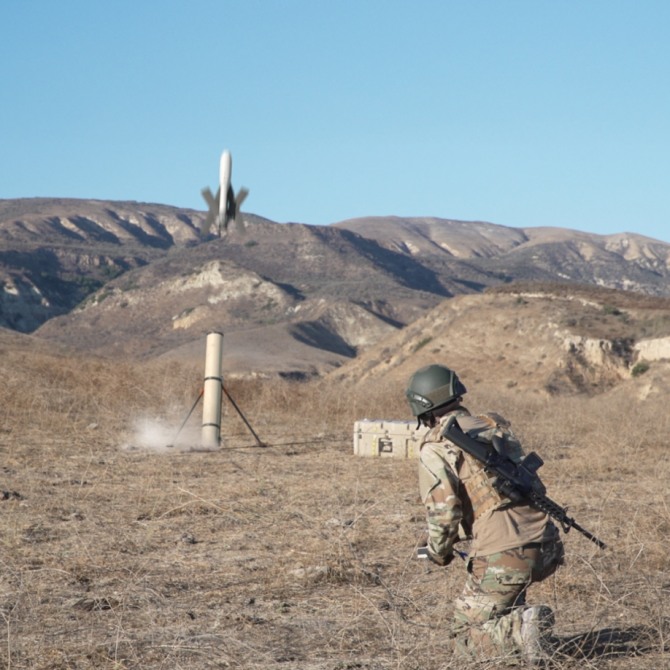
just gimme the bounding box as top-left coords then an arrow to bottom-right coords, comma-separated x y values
405,364 -> 467,418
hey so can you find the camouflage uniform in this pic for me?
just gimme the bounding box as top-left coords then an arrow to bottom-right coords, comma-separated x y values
419,407 -> 564,660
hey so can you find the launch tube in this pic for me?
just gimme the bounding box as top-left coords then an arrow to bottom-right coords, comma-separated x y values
202,332 -> 224,448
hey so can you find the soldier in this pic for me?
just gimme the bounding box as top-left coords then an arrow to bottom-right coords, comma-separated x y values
406,364 -> 564,664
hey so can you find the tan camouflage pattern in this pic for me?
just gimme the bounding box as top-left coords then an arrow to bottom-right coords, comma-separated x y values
452,536 -> 563,658
417,406 -> 564,659
418,409 -> 546,560
418,439 -> 464,559
457,413 -> 524,521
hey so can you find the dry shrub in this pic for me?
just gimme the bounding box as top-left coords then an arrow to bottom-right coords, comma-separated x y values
1,349 -> 669,668
1,349 -> 201,436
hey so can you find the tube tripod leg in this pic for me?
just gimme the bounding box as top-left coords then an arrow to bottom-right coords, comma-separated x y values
221,384 -> 266,447
167,388 -> 204,447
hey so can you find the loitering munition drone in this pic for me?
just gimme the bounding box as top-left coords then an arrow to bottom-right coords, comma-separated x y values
200,150 -> 249,237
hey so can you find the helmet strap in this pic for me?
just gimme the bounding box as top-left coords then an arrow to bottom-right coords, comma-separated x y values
417,411 -> 436,429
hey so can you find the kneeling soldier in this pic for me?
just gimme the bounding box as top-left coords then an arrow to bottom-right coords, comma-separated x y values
407,364 -> 565,664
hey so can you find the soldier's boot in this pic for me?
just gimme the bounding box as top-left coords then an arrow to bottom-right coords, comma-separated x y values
520,605 -> 555,665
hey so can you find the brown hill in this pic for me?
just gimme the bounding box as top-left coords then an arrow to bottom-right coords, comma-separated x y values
334,216 -> 670,294
0,197 -> 203,248
34,222 -> 443,376
329,282 -> 670,398
0,198 -> 205,331
3,199 -> 670,379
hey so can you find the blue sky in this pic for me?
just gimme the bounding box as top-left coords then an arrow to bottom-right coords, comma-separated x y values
2,1 -> 669,242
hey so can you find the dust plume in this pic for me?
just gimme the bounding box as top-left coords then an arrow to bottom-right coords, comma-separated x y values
121,415 -> 203,452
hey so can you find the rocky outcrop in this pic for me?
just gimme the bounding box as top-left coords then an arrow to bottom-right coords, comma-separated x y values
634,337 -> 670,362
0,273 -> 53,332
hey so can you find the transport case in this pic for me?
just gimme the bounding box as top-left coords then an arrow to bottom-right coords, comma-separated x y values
353,419 -> 427,459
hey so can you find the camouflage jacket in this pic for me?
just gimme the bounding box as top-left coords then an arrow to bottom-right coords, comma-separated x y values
418,408 -> 548,561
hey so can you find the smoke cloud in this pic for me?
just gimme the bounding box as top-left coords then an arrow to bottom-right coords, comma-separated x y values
121,416 -> 203,453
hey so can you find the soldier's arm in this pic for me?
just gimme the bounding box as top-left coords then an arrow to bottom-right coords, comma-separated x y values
418,443 -> 462,564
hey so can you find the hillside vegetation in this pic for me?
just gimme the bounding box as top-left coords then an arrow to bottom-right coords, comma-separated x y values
3,199 -> 670,380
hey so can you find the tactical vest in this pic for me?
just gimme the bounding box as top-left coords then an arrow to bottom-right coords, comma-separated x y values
427,411 -> 525,522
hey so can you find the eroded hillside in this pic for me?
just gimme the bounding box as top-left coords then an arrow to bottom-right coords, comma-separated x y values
3,199 -> 670,380
329,283 -> 670,398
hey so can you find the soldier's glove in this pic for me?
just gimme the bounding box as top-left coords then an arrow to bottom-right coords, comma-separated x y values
417,546 -> 453,567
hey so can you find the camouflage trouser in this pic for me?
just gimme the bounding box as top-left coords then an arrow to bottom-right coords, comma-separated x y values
452,525 -> 564,659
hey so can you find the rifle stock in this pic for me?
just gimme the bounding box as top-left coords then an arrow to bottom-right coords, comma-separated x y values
442,419 -> 606,550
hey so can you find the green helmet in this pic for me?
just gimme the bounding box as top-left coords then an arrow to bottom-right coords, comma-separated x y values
405,364 -> 467,417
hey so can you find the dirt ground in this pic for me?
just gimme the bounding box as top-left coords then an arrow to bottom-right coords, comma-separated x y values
1,352 -> 669,669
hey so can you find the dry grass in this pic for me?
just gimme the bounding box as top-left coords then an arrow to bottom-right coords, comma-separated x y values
1,346 -> 669,669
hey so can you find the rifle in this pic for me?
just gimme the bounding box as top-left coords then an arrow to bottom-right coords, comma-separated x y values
442,417 -> 606,550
